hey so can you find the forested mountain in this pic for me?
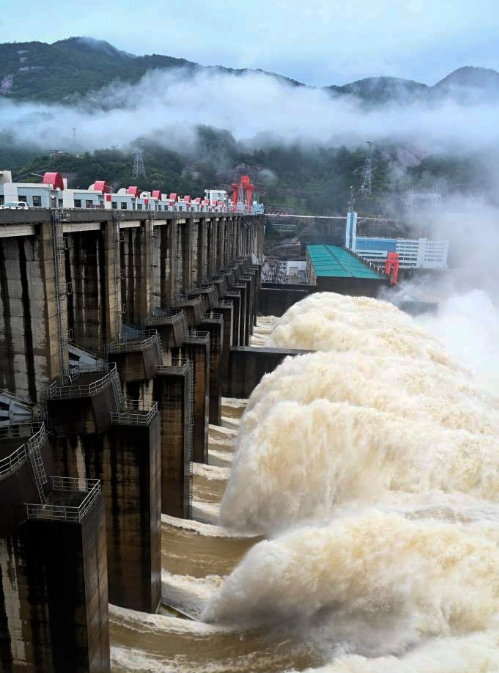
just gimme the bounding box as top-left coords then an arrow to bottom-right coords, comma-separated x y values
0,37 -> 302,103
1,37 -> 499,106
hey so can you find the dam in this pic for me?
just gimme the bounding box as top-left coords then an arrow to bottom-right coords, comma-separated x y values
1,202 -> 487,673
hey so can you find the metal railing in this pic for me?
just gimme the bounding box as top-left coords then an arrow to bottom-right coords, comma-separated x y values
26,477 -> 101,523
106,329 -> 159,353
47,363 -> 116,400
0,443 -> 29,479
0,421 -> 42,440
111,400 -> 158,426
145,308 -> 185,326
0,423 -> 46,481
156,356 -> 192,375
28,423 -> 47,454
183,329 -> 210,344
204,312 -> 223,321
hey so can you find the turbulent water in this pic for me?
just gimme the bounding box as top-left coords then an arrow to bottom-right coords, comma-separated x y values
112,293 -> 499,672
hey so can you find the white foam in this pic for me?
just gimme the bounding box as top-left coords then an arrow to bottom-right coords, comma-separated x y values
192,500 -> 221,525
161,514 -> 255,539
193,463 -> 231,481
204,292 -> 499,665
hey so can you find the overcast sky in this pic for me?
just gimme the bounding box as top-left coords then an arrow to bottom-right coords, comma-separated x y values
0,0 -> 498,86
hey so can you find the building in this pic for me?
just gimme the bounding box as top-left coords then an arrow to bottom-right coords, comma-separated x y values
306,244 -> 389,296
261,259 -> 307,284
345,211 -> 449,270
0,173 -> 264,214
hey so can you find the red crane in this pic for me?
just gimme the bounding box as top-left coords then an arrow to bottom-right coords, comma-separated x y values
384,252 -> 400,285
230,175 -> 255,213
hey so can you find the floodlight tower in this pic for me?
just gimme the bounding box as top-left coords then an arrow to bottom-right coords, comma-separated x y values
359,141 -> 373,197
132,138 -> 146,179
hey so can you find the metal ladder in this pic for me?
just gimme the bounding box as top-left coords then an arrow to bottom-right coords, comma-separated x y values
27,428 -> 48,504
154,332 -> 164,365
51,211 -> 70,383
112,213 -> 123,338
186,360 -> 194,518
110,366 -> 124,412
150,214 -> 161,312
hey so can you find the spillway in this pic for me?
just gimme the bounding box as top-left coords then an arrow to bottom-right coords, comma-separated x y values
111,294 -> 499,673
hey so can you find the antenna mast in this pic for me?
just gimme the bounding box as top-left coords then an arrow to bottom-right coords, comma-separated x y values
132,138 -> 146,179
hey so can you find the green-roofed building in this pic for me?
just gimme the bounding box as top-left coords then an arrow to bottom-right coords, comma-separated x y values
306,245 -> 389,297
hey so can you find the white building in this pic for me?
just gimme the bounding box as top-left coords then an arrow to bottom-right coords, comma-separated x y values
345,211 -> 449,270
0,170 -> 64,207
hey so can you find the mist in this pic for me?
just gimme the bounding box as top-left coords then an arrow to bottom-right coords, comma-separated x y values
1,67 -> 499,158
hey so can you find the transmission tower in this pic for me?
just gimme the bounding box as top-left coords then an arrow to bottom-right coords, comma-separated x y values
359,141 -> 373,197
132,138 -> 146,179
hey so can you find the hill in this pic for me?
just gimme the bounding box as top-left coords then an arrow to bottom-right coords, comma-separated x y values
330,76 -> 428,105
1,37 -> 499,106
0,37 -> 302,103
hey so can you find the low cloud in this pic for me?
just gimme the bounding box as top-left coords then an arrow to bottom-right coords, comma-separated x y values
1,67 -> 499,159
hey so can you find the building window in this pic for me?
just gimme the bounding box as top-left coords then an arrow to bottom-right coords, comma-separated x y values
112,201 -> 117,209
32,195 -> 42,207
58,199 -> 63,207
86,200 -> 93,208
137,203 -> 143,210
121,202 -> 128,210
74,199 -> 82,208
0,196 -> 4,205
18,195 -> 27,203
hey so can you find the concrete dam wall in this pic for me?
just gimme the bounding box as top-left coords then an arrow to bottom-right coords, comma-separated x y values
0,208 -> 264,672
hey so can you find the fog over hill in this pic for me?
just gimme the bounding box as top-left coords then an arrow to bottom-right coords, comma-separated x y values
1,37 -> 498,215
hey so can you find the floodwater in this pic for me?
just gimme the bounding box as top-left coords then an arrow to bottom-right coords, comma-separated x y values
111,296 -> 499,672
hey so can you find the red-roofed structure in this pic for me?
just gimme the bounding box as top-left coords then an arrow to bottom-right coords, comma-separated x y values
93,181 -> 110,193
43,172 -> 64,190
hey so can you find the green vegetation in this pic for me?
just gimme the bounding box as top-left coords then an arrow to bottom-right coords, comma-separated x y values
3,127 -> 491,216
0,37 -> 302,104
406,153 -> 492,193
0,38 -> 199,102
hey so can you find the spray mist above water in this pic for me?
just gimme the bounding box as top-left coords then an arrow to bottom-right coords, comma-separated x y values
266,293 -> 458,368
204,292 -> 499,670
